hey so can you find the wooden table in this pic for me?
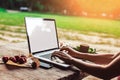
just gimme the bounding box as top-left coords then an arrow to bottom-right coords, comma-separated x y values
0,42 -> 84,80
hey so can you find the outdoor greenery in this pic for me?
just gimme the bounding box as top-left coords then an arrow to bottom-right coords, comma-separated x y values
0,0 -> 80,15
0,8 -> 6,12
0,12 -> 120,38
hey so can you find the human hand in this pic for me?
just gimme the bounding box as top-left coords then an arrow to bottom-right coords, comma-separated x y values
60,46 -> 79,58
52,51 -> 74,64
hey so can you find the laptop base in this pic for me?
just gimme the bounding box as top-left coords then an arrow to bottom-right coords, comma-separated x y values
40,61 -> 53,69
35,56 -> 71,70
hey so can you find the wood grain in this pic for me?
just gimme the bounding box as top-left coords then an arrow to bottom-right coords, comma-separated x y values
0,42 -> 83,80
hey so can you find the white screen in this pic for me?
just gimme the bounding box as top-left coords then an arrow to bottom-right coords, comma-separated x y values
25,17 -> 58,53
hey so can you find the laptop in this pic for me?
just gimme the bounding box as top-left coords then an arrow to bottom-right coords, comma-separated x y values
24,17 -> 70,69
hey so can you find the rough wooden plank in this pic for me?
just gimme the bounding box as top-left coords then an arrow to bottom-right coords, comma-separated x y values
0,42 -> 82,80
0,64 -> 81,80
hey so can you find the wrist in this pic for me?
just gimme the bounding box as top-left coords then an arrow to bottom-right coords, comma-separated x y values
70,57 -> 74,63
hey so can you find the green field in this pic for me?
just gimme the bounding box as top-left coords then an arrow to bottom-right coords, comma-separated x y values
0,12 -> 120,37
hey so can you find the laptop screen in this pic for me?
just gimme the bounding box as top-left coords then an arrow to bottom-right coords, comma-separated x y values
25,17 -> 59,54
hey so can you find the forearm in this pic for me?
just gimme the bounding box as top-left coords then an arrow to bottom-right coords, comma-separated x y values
71,58 -> 110,79
71,55 -> 120,79
74,52 -> 114,64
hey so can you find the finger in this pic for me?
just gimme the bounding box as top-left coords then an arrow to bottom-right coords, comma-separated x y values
52,51 -> 60,59
53,52 -> 68,59
52,51 -> 64,57
52,51 -> 61,55
53,54 -> 66,60
52,53 -> 72,64
56,55 -> 72,64
62,51 -> 72,58
52,52 -> 60,57
64,50 -> 68,53
59,42 -> 64,48
52,51 -> 71,60
60,46 -> 68,51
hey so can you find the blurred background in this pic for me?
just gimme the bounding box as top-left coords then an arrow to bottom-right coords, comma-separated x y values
1,0 -> 120,19
0,0 -> 120,53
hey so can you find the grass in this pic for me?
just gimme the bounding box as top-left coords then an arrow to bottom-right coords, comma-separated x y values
0,11 -> 120,37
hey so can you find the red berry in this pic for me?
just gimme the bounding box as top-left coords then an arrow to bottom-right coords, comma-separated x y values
9,57 -> 17,63
2,56 -> 9,63
14,55 -> 20,62
20,55 -> 27,63
18,57 -> 25,64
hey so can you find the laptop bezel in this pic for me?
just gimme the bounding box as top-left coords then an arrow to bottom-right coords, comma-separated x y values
24,17 -> 60,55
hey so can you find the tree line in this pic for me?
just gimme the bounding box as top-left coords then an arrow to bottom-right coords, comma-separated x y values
0,0 -> 82,15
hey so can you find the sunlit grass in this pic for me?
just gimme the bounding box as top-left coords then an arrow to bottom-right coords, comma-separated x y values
0,12 -> 120,37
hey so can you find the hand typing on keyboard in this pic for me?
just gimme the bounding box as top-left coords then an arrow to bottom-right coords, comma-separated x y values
51,50 -> 69,64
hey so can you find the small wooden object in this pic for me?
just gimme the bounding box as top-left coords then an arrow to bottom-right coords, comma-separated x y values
79,44 -> 89,53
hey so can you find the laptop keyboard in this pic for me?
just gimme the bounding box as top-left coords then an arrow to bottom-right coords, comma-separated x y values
38,49 -> 59,60
40,53 -> 52,60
